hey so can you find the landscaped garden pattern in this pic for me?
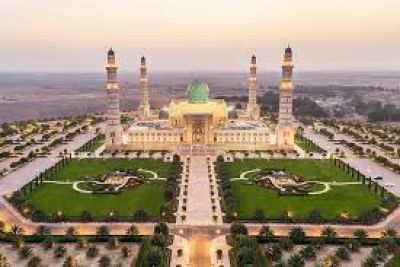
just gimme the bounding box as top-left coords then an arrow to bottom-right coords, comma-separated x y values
22,158 -> 172,218
221,159 -> 382,221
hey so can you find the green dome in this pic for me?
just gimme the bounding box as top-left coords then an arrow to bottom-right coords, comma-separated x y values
186,80 -> 209,103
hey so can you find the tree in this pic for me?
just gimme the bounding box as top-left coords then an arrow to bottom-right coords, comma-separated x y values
11,224 -> 24,236
253,209 -> 266,220
335,247 -> 350,261
154,222 -> 169,237
287,254 -> 305,267
230,222 -> 248,237
321,226 -> 337,243
98,255 -> 111,267
54,245 -> 67,258
151,234 -> 168,249
65,226 -> 78,236
121,246 -> 131,257
289,227 -> 306,244
361,256 -> 378,267
379,237 -> 397,254
96,225 -> 110,238
126,224 -> 139,238
108,236 -> 119,249
258,225 -> 274,242
86,246 -> 99,258
300,245 -> 316,260
35,225 -> 51,236
145,246 -> 164,267
382,227 -> 397,238
0,253 -> 9,267
308,209 -> 323,223
80,210 -> 92,222
347,240 -> 361,252
27,256 -> 42,267
63,255 -> 79,267
77,237 -> 88,249
267,244 -> 282,261
19,246 -> 32,259
354,229 -> 368,241
371,245 -> 388,261
42,235 -> 55,250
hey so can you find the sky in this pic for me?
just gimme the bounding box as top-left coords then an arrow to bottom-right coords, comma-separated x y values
0,0 -> 400,72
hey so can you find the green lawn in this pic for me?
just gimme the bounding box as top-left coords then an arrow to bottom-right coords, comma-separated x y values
77,134 -> 105,152
222,159 -> 381,220
295,135 -> 323,153
49,158 -> 171,181
24,158 -> 172,218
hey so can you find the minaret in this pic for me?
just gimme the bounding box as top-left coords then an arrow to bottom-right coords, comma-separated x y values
138,56 -> 150,120
276,46 -> 295,148
246,55 -> 260,120
105,48 -> 122,150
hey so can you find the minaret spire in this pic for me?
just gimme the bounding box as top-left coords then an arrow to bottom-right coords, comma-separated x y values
138,55 -> 150,120
246,54 -> 260,120
276,45 -> 295,148
105,48 -> 122,150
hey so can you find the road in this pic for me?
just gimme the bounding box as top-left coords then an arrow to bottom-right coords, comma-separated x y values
303,127 -> 400,196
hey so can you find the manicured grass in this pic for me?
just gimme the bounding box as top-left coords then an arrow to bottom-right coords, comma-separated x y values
77,134 -> 105,152
50,158 -> 171,181
222,159 -> 381,220
25,181 -> 166,217
224,159 -> 352,182
295,135 -> 323,153
24,158 -> 172,217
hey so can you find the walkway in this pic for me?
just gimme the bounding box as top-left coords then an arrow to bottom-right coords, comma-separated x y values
185,156 -> 214,225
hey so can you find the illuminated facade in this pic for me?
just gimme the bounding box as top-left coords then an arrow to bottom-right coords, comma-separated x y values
105,48 -> 296,152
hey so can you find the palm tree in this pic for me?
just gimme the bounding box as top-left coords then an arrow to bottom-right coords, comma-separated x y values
11,224 -> 24,236
289,227 -> 306,244
335,247 -> 350,261
98,255 -> 111,267
96,225 -> 110,238
361,256 -> 378,267
35,225 -> 51,236
321,226 -> 337,243
126,224 -> 139,236
381,227 -> 397,238
354,229 -> 368,241
287,254 -> 305,267
258,225 -> 275,241
65,226 -> 78,236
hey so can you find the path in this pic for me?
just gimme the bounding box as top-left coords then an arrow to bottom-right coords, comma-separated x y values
185,155 -> 215,225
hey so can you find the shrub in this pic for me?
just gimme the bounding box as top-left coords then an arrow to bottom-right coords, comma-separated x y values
287,254 -> 304,267
278,238 -> 294,251
230,222 -> 248,237
98,256 -> 111,267
289,227 -> 306,244
86,246 -> 99,258
27,256 -> 42,267
300,245 -> 316,260
335,247 -> 350,261
19,246 -> 32,259
54,245 -> 67,258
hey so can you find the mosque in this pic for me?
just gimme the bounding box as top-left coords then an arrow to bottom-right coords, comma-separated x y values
104,47 -> 295,152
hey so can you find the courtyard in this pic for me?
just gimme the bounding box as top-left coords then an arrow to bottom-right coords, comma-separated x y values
219,159 -> 385,222
17,158 -> 174,220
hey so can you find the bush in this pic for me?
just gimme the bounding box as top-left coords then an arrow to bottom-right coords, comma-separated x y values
289,227 -> 306,244
267,244 -> 282,261
300,245 -> 316,260
121,246 -> 131,257
335,247 -> 350,261
98,255 -> 111,267
19,246 -> 32,259
287,254 -> 304,267
27,256 -> 42,267
54,245 -> 67,258
230,222 -> 248,237
362,255 -> 378,267
86,246 -> 99,258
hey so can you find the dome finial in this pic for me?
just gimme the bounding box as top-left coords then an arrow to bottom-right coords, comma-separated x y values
108,47 -> 114,56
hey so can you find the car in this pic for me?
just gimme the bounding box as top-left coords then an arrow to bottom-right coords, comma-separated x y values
385,183 -> 395,187
374,176 -> 383,180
